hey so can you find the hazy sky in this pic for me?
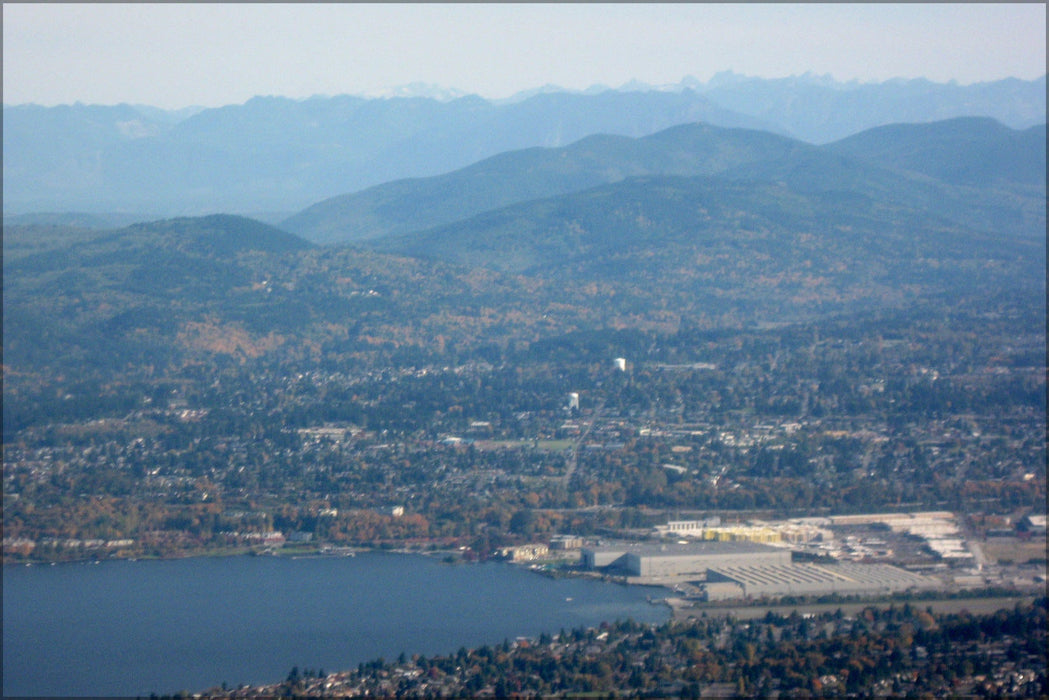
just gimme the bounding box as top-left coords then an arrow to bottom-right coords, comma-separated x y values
4,3 -> 1046,109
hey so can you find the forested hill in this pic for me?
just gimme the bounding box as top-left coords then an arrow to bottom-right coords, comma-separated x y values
2,104 -> 1044,402
5,214 -> 310,272
281,124 -> 810,245
363,173 -> 1045,315
722,120 -> 1046,240
6,172 -> 1044,392
825,117 -> 1047,188
5,114 -> 1045,391
287,118 -> 1046,246
3,215 -> 314,376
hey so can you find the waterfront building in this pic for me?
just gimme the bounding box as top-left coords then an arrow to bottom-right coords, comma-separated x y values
581,540 -> 789,577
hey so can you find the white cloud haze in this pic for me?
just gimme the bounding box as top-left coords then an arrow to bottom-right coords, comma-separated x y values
3,3 -> 1046,109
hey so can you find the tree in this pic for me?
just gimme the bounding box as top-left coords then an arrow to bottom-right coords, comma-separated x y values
509,508 -> 537,536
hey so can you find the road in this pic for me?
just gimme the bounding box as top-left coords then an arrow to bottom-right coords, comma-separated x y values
559,399 -> 605,487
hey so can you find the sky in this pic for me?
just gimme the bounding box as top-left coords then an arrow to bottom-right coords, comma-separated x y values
3,3 -> 1046,110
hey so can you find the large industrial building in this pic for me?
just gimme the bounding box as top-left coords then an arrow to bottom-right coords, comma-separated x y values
705,562 -> 941,600
581,539 -> 941,600
581,541 -> 789,577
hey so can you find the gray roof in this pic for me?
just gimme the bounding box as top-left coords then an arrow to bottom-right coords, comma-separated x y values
709,562 -> 940,593
584,540 -> 781,556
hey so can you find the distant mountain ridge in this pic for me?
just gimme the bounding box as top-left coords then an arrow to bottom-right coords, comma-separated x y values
363,173 -> 1044,284
2,90 -> 775,216
286,119 -> 1046,246
4,73 -> 1044,217
825,117 -> 1047,187
281,124 -> 811,245
696,73 -> 1047,143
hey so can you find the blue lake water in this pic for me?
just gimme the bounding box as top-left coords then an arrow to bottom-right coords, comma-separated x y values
3,552 -> 669,696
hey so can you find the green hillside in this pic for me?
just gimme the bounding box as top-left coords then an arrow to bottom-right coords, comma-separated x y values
723,144 -> 1045,241
6,120 -> 1045,386
10,178 -> 1043,391
365,174 -> 1044,321
3,215 -> 314,373
826,117 -> 1047,187
281,123 -> 809,245
285,118 -> 1045,246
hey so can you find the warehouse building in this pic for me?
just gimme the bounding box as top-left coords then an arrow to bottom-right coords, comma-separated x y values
582,544 -> 635,569
549,534 -> 584,550
704,562 -> 940,601
581,539 -> 944,600
581,540 -> 789,578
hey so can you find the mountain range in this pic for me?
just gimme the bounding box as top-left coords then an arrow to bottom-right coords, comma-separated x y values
4,74 -> 1044,217
4,115 -> 1044,386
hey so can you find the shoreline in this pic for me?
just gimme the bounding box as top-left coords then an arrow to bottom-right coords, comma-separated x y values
2,541 -> 445,567
3,543 -> 507,568
672,593 -> 1042,621
12,549 -> 1040,619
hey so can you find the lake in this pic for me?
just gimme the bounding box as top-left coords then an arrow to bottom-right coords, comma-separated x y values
3,552 -> 669,696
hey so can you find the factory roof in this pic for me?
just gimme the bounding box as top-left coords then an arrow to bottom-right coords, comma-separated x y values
710,562 -> 939,590
584,540 -> 782,557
